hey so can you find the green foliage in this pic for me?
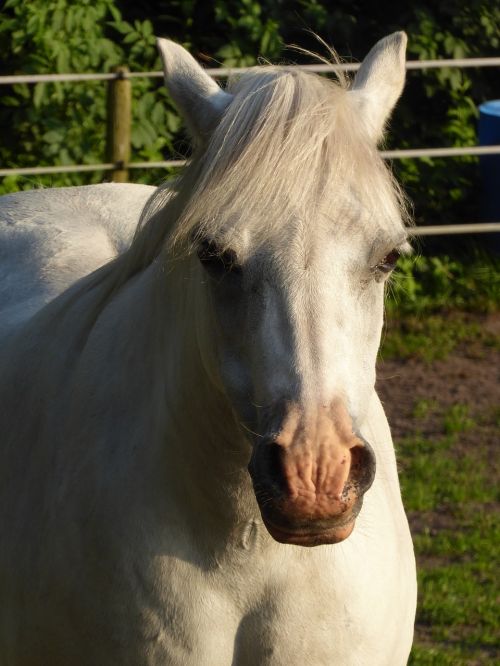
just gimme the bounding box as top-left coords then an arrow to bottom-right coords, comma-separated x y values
388,2 -> 500,224
2,0 -> 499,213
0,0 -> 180,193
386,253 -> 500,315
213,0 -> 282,66
1,0 -> 117,190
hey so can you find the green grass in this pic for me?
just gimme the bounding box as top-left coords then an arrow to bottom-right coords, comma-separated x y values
397,423 -> 499,664
443,404 -> 475,436
398,435 -> 495,512
380,314 -> 498,362
412,399 -> 439,420
381,256 -> 499,662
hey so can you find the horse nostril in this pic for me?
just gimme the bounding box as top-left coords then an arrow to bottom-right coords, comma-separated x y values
349,440 -> 376,494
249,442 -> 287,495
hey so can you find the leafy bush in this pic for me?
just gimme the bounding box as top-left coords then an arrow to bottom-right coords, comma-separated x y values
0,0 -> 180,193
386,253 -> 500,314
2,1 -> 499,211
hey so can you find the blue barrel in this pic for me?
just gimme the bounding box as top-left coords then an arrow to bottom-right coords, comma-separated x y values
479,100 -> 500,222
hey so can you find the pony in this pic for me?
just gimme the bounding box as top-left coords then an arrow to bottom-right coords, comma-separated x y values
0,32 -> 417,665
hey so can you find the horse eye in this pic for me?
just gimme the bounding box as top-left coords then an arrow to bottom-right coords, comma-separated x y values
376,249 -> 400,273
197,239 -> 242,277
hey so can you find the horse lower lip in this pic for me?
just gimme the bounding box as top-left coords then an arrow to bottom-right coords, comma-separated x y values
259,496 -> 364,531
265,511 -> 355,533
259,495 -> 364,545
264,518 -> 356,546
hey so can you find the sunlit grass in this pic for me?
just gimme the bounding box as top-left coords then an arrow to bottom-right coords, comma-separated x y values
380,314 -> 498,362
381,259 -> 499,663
397,424 -> 498,665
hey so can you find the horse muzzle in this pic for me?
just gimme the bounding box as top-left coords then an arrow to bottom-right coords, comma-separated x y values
247,401 -> 376,547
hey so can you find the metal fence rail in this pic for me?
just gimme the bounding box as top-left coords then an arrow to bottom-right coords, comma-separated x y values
408,223 -> 500,236
1,57 -> 500,85
2,56 -> 499,237
1,146 -> 499,178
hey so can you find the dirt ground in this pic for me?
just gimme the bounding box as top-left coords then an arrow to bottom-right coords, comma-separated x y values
376,312 -> 499,454
376,312 -> 500,528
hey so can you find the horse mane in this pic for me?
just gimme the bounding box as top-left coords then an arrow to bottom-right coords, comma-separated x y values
58,60 -> 409,326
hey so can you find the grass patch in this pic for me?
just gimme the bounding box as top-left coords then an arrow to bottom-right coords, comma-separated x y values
398,436 -> 496,512
380,312 -> 499,361
397,428 -> 499,664
410,514 -> 499,665
443,404 -> 475,436
412,399 -> 439,420
409,644 -> 496,666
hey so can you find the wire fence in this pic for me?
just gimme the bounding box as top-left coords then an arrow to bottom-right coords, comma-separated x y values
1,56 -> 499,236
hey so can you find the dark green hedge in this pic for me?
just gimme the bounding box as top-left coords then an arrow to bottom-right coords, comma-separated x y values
1,0 -> 499,228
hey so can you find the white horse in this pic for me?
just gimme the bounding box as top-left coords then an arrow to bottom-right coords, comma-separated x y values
0,32 -> 417,665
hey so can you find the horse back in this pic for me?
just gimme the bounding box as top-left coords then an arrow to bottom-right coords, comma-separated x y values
0,183 -> 154,338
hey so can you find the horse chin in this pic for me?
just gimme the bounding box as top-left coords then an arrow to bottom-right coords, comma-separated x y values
263,518 -> 356,547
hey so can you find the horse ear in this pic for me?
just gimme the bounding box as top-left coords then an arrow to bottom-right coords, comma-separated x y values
351,31 -> 407,143
157,38 -> 233,142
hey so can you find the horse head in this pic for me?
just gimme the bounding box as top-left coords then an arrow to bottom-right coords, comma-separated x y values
157,33 -> 409,546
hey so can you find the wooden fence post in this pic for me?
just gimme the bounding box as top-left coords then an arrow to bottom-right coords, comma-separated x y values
106,66 -> 131,183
